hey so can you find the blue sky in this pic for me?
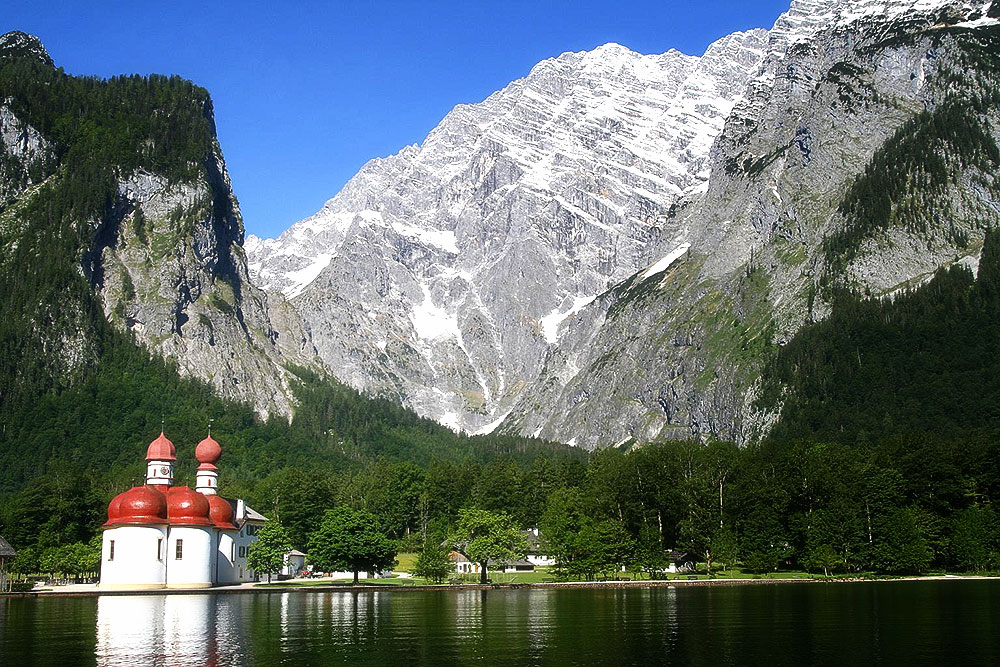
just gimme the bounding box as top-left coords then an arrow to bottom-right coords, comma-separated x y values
2,1 -> 790,238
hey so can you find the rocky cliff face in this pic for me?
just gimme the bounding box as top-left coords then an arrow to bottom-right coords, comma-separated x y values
249,0 -> 1000,447
502,0 -> 1000,447
0,31 -> 317,418
94,149 -> 317,418
246,31 -> 770,432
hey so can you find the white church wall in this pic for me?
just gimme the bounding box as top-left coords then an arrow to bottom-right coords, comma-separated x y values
166,526 -> 213,588
215,531 -> 240,584
99,525 -> 168,590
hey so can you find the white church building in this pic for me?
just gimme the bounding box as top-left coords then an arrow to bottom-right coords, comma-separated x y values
99,431 -> 267,590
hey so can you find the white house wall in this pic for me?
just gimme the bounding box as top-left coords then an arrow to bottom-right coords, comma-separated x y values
234,521 -> 263,582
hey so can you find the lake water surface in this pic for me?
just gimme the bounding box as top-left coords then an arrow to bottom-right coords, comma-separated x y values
1,580 -> 998,665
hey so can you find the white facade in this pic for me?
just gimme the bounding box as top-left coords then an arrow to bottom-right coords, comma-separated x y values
101,517 -> 262,589
216,531 -> 239,584
165,526 -> 214,588
100,525 -> 168,590
527,554 -> 556,567
195,469 -> 218,495
145,459 -> 174,486
281,550 -> 307,577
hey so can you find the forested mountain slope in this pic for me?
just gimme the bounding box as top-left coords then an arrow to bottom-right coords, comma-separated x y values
0,30 -> 578,552
0,30 -> 315,421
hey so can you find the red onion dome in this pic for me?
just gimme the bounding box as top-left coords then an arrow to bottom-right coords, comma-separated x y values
208,495 -> 237,530
166,486 -> 213,526
195,435 -> 221,470
106,492 -> 124,525
145,431 -> 176,462
105,485 -> 168,526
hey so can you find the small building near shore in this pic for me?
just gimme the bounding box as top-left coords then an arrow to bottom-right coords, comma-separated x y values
99,432 -> 267,590
0,534 -> 15,592
524,528 -> 556,567
449,551 -> 535,574
281,549 -> 307,578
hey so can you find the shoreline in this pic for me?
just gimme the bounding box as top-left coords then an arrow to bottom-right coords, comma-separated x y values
3,574 -> 996,599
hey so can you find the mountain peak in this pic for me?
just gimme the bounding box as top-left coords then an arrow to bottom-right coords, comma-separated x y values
772,0 -> 981,46
0,31 -> 53,68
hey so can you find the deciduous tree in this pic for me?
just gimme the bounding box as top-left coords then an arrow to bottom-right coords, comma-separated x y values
247,521 -> 293,584
308,507 -> 397,584
451,508 -> 526,585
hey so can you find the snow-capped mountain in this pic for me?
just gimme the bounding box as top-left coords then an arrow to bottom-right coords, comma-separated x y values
248,0 -> 1000,445
501,0 -> 1000,446
246,31 -> 769,432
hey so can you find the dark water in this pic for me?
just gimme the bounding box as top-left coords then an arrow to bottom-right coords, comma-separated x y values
1,580 -> 998,666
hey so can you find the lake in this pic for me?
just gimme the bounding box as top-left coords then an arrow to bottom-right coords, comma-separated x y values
1,580 -> 998,665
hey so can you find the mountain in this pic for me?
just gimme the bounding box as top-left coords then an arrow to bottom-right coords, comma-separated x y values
246,31 -> 770,433
503,0 -> 1000,446
0,29 -> 578,499
249,0 -> 1000,447
0,30 -> 317,420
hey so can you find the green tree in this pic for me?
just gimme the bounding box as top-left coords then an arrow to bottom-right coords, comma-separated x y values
803,543 -> 840,577
871,507 -> 932,574
413,540 -> 453,583
571,519 -> 636,581
308,507 -> 397,584
451,508 -> 526,585
9,545 -> 38,580
247,521 -> 293,584
740,507 -> 790,574
540,487 -> 589,579
951,506 -> 1000,572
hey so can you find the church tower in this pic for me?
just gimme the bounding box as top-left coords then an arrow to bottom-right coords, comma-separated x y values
145,432 -> 176,486
195,434 -> 222,495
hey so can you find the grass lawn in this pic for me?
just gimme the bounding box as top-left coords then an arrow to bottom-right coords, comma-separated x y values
395,552 -> 418,573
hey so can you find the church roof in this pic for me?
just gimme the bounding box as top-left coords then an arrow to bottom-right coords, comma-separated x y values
0,535 -> 16,558
145,431 -> 176,462
244,506 -> 268,522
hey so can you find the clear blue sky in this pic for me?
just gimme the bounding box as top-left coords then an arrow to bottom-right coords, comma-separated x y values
2,1 -> 790,238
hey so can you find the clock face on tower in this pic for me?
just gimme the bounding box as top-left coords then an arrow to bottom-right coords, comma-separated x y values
160,466 -> 170,476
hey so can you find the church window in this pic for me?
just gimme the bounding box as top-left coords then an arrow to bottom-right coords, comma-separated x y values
109,540 -> 115,561
157,538 -> 163,560
176,539 -> 184,560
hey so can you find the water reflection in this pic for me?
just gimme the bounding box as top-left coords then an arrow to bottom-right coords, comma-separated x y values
1,581 -> 993,665
97,595 -> 221,666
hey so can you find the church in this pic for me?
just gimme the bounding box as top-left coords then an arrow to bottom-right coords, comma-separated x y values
99,431 -> 267,590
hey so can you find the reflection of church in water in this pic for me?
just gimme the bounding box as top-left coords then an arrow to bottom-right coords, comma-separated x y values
99,432 -> 267,589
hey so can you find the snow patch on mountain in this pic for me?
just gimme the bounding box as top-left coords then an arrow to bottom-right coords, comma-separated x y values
641,242 -> 692,281
540,295 -> 599,345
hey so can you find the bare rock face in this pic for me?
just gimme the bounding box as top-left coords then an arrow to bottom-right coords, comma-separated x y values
502,0 -> 1000,447
93,141 -> 319,419
248,0 -> 1000,447
0,104 -> 53,205
247,32 -> 770,432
